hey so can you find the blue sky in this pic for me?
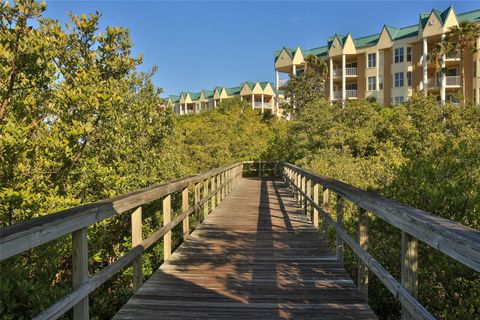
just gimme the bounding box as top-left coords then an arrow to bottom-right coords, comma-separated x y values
42,1 -> 479,97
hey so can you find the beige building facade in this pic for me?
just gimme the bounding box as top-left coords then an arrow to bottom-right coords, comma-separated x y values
274,7 -> 480,106
166,81 -> 283,116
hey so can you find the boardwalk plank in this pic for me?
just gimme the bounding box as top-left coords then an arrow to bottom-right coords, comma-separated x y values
113,178 -> 377,319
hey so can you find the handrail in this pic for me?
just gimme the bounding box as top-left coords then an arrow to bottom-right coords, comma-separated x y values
280,162 -> 480,320
0,162 -> 241,261
1,162 -> 244,320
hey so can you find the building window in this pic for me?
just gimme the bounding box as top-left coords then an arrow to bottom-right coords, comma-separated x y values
407,71 -> 412,86
368,76 -> 376,91
474,89 -> 477,104
394,47 -> 404,63
394,96 -> 404,104
379,76 -> 384,90
394,72 -> 404,87
368,53 -> 376,68
407,47 -> 412,62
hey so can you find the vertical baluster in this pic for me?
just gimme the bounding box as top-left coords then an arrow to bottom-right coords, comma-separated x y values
211,176 -> 216,210
221,172 -> 225,200
358,207 -> 369,300
131,207 -> 143,293
182,188 -> 189,239
301,176 -> 306,210
322,187 -> 329,238
163,195 -> 171,260
203,178 -> 209,218
313,184 -> 319,228
401,232 -> 418,320
306,179 -> 311,217
194,183 -> 200,225
216,174 -> 221,204
336,194 -> 344,265
72,227 -> 89,320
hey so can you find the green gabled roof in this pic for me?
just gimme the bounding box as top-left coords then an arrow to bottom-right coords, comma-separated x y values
274,47 -> 297,61
169,95 -> 179,103
241,81 -> 257,90
225,86 -> 241,95
202,89 -> 214,99
457,8 -> 480,24
259,82 -> 270,90
274,6 -> 480,63
354,33 -> 381,48
303,45 -> 328,57
189,92 -> 201,101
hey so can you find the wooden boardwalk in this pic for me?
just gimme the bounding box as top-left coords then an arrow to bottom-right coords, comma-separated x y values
114,178 -> 377,319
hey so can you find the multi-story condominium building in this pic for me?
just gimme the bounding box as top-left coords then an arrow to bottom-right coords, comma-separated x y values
165,81 -> 283,115
274,7 -> 480,105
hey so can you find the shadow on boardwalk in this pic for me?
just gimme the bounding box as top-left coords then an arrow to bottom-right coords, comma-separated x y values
114,178 -> 376,319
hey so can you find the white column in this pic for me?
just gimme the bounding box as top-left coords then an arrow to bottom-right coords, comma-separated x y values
214,100 -> 217,108
292,64 -> 297,77
275,70 -> 279,116
261,94 -> 264,114
329,58 -> 334,102
440,34 -> 446,104
342,54 -> 346,104
423,37 -> 428,94
251,94 -> 254,109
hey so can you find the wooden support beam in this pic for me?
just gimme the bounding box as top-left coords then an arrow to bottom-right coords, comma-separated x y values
358,207 -> 368,301
401,231 -> 418,320
203,179 -> 209,218
163,195 -> 171,260
72,227 -> 88,320
322,188 -> 329,238
182,188 -> 189,239
313,184 -> 319,228
131,207 -> 142,293
336,195 -> 344,265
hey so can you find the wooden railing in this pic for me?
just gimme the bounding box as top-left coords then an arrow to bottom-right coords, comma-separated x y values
0,163 -> 244,320
281,162 -> 480,320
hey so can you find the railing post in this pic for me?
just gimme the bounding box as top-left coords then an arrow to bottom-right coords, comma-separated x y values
194,183 -> 200,225
322,187 -> 329,238
301,176 -> 306,209
401,231 -> 418,320
211,176 -> 216,210
72,227 -> 89,320
306,179 -> 311,217
131,207 -> 143,293
313,184 -> 319,228
163,195 -> 171,260
221,172 -> 225,200
203,178 -> 209,218
336,194 -> 344,265
182,188 -> 189,239
358,207 -> 368,301
216,174 -> 221,204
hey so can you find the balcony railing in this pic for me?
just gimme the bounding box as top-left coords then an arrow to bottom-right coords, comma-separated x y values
427,76 -> 461,89
345,67 -> 358,76
346,89 -> 358,98
446,76 -> 460,86
278,79 -> 289,87
333,91 -> 342,99
333,69 -> 342,77
445,52 -> 461,60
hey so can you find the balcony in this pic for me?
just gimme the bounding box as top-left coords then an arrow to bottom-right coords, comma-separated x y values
332,67 -> 358,77
345,67 -> 358,76
445,52 -> 461,61
333,91 -> 342,100
346,89 -> 358,98
427,76 -> 461,89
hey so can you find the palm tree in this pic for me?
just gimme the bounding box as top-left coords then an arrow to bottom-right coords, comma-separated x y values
442,22 -> 480,102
